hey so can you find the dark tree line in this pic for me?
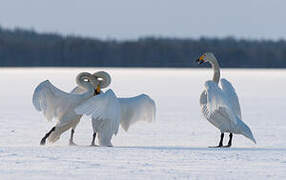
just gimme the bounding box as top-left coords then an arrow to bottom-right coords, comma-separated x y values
0,27 -> 286,68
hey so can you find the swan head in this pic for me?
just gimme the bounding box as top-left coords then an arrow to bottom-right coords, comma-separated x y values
93,71 -> 111,90
196,52 -> 217,65
76,72 -> 97,88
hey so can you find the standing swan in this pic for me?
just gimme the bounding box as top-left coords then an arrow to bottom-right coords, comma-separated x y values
76,90 -> 156,147
71,71 -> 113,146
196,52 -> 256,147
32,72 -> 98,145
74,71 -> 156,147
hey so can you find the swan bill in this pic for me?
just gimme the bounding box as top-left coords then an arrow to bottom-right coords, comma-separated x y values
95,84 -> 101,95
93,71 -> 111,89
196,58 -> 205,64
196,54 -> 206,64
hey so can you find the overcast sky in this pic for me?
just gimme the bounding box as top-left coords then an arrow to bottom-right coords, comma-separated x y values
0,0 -> 285,40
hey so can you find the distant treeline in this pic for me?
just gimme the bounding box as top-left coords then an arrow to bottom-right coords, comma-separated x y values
0,27 -> 286,68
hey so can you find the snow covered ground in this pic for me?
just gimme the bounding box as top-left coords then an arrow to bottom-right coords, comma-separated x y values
0,68 -> 286,179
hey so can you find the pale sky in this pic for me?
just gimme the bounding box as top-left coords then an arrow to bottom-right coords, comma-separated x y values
0,0 -> 285,40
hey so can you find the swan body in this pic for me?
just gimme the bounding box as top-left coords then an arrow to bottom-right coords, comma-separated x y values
74,71 -> 156,147
197,52 -> 256,147
76,89 -> 156,147
32,72 -> 98,145
75,89 -> 121,146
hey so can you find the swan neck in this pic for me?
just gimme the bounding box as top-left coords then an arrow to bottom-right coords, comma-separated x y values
211,61 -> 220,83
76,76 -> 94,96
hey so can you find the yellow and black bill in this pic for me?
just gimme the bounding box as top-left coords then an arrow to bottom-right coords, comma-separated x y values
196,55 -> 206,64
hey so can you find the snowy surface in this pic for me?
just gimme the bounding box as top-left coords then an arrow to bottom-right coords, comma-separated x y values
0,68 -> 286,179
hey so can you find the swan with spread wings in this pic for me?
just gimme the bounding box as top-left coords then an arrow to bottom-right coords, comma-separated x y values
196,52 -> 256,147
33,72 -> 99,145
75,71 -> 156,147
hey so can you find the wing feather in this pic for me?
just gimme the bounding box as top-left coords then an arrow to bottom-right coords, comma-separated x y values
220,78 -> 241,119
204,81 -> 238,125
118,94 -> 156,132
32,80 -> 73,121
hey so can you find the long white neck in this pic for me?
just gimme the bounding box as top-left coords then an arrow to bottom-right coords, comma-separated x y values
76,73 -> 95,98
79,81 -> 94,98
210,59 -> 220,84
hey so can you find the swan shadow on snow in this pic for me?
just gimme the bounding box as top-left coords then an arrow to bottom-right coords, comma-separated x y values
41,145 -> 286,152
113,146 -> 286,152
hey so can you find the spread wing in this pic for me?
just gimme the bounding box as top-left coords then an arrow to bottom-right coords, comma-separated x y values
75,89 -> 120,135
118,94 -> 156,132
203,81 -> 238,125
32,80 -> 74,121
220,78 -> 241,119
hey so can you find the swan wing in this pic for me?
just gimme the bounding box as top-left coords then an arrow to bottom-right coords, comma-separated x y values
203,81 -> 238,125
75,89 -> 121,135
200,90 -> 207,107
118,94 -> 156,132
32,80 -> 73,121
220,78 -> 242,119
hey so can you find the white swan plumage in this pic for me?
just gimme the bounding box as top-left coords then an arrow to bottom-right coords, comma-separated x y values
118,94 -> 156,132
33,72 -> 98,145
197,52 -> 256,147
75,90 -> 156,147
74,71 -> 156,147
75,89 -> 121,147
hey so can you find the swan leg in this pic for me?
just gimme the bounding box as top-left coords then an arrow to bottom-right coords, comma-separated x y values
209,133 -> 224,148
90,132 -> 98,146
69,129 -> 77,146
40,126 -> 56,145
223,133 -> 233,147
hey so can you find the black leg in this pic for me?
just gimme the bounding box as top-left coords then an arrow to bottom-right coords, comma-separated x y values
69,129 -> 77,146
90,132 -> 97,146
224,133 -> 233,147
40,126 -> 56,145
209,133 -> 224,148
218,133 -> 224,147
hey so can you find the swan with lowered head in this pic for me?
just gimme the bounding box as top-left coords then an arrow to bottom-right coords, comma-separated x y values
32,72 -> 98,145
196,52 -> 256,147
74,71 -> 156,147
70,71 -> 111,95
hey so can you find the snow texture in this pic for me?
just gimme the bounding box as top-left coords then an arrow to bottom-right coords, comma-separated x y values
0,68 -> 286,179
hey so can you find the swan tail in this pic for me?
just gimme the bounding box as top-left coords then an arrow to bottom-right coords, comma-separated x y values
238,121 -> 256,144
